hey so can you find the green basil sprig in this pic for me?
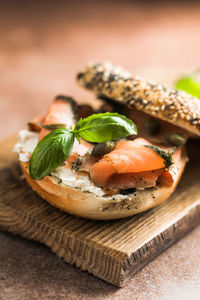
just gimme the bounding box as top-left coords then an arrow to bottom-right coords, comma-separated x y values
175,70 -> 200,99
29,129 -> 74,180
29,112 -> 137,180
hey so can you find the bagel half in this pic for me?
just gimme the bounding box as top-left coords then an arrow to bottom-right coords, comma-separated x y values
20,146 -> 187,220
77,61 -> 200,137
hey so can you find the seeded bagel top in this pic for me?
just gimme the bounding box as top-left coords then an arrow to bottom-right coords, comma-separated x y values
77,61 -> 200,136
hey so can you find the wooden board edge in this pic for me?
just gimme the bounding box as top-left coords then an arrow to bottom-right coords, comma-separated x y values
120,204 -> 200,287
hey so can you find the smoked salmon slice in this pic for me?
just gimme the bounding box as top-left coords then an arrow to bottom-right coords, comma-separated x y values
107,169 -> 163,190
39,96 -> 77,141
38,96 -> 92,156
90,138 -> 176,187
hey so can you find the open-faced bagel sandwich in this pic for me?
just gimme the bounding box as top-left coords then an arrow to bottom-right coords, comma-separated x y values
14,62 -> 200,220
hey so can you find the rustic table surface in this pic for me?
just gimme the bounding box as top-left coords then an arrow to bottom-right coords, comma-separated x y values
1,1 -> 200,299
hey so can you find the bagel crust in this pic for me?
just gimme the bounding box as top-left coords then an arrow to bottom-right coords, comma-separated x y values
77,62 -> 200,137
20,147 -> 187,220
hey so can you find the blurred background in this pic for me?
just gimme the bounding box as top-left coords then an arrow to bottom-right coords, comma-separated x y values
1,0 -> 200,139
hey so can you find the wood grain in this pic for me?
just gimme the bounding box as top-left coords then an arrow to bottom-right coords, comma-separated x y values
0,136 -> 200,287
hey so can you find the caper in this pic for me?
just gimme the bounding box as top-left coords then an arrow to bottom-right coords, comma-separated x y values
91,141 -> 115,157
144,119 -> 160,136
166,133 -> 186,147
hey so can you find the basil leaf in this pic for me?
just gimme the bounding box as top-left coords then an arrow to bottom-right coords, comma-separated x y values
29,129 -> 74,179
75,113 -> 137,143
175,71 -> 200,99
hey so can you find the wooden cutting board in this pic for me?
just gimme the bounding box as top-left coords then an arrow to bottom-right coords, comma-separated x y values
1,135 -> 200,287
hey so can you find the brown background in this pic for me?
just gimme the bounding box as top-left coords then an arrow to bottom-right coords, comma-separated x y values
1,1 -> 200,299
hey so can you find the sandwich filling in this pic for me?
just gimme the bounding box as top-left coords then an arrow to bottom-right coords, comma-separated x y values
14,96 -> 186,200
14,128 -> 181,199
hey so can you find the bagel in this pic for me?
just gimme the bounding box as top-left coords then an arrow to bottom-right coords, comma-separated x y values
77,61 -> 200,137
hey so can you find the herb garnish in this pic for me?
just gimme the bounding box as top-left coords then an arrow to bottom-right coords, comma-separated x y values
175,70 -> 200,99
144,145 -> 173,168
29,112 -> 137,180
